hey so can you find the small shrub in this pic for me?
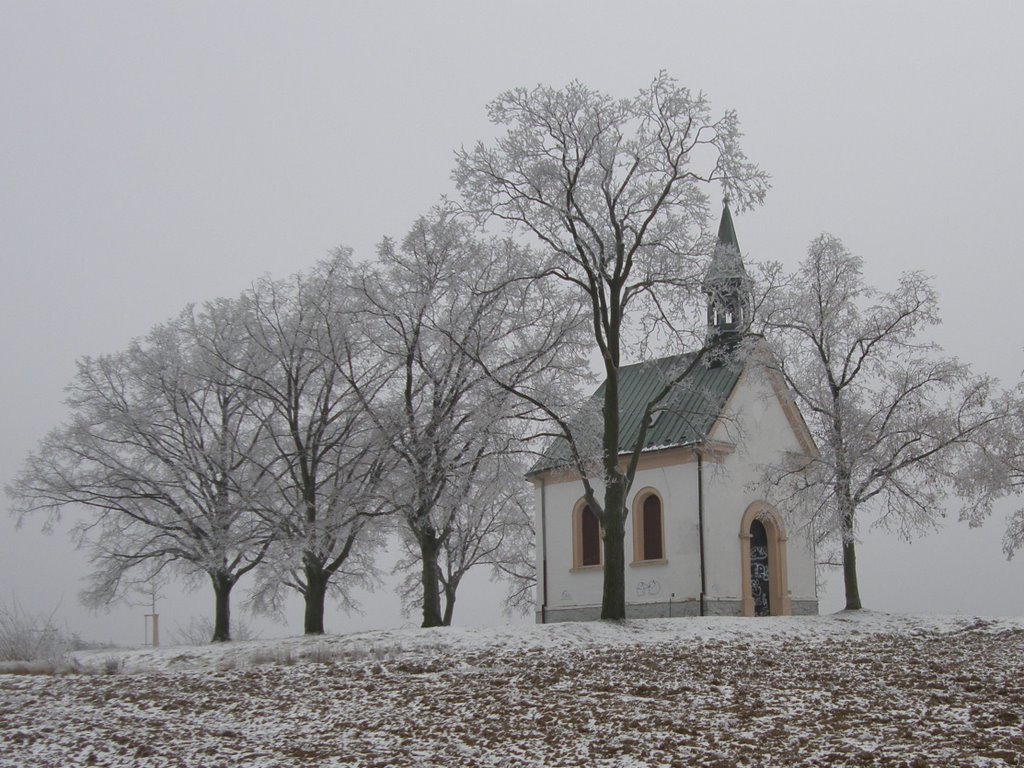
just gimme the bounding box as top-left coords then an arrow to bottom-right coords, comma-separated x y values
170,616 -> 258,646
310,642 -> 331,664
0,598 -> 71,663
249,647 -> 294,666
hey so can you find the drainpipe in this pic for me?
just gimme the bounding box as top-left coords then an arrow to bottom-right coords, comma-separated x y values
697,451 -> 707,617
540,476 -> 548,624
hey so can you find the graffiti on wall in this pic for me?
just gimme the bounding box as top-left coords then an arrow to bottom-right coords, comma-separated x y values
635,579 -> 661,597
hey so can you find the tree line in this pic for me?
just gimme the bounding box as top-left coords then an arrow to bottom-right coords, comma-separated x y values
9,73 -> 1024,639
6,209 -> 574,640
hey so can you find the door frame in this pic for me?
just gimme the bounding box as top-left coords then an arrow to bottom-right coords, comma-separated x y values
739,501 -> 791,616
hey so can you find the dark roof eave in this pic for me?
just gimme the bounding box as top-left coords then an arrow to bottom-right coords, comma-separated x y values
525,439 -> 706,479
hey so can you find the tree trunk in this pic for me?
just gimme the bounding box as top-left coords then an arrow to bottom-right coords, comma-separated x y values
419,534 -> 444,628
600,320 -> 627,621
211,571 -> 234,643
303,563 -> 329,635
600,488 -> 627,620
833,397 -> 862,610
842,509 -> 862,610
441,578 -> 457,627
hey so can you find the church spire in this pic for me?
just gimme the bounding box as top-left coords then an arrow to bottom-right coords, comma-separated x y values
703,196 -> 752,345
716,193 -> 740,253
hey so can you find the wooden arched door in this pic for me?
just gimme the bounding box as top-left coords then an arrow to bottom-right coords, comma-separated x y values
749,519 -> 771,616
740,503 -> 791,616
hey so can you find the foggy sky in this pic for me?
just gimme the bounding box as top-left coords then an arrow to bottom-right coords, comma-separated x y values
3,1 -> 1023,644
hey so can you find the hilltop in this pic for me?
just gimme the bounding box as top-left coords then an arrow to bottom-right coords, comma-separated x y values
1,612 -> 1022,766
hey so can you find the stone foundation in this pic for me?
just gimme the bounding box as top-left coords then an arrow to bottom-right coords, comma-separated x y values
536,598 -> 818,624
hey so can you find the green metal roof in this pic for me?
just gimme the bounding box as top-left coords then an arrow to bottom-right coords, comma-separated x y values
530,352 -> 743,474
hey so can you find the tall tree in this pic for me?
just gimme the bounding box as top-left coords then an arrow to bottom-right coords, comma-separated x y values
240,252 -> 392,634
455,73 -> 768,619
949,385 -> 1024,560
6,300 -> 273,642
393,450 -> 535,625
757,234 -> 1006,610
352,207 -> 572,627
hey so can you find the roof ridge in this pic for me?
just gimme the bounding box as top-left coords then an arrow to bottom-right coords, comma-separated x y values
617,351 -> 697,371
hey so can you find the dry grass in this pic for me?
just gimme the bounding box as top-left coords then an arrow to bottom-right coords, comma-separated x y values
1,618 -> 1022,766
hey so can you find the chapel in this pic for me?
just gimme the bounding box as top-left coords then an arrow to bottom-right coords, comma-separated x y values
528,202 -> 819,622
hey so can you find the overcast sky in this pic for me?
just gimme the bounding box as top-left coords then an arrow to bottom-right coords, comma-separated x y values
3,1 -> 1023,645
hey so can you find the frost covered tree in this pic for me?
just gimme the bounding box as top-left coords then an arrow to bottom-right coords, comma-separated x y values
455,73 -> 768,619
1006,504 -> 1024,559
998,390 -> 1024,557
484,457 -> 537,616
949,384 -> 1024,561
393,451 -> 535,625
353,207 -> 572,628
239,252 -> 393,635
757,234 -> 1006,610
7,300 -> 273,642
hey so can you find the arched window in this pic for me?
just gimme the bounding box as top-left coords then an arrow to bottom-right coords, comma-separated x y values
632,490 -> 665,563
573,502 -> 602,568
642,495 -> 664,560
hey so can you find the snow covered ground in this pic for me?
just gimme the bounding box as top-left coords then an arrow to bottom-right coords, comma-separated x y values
1,612 -> 1022,766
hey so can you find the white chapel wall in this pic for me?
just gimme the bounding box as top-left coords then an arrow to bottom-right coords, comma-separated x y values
704,363 -> 817,611
533,361 -> 818,622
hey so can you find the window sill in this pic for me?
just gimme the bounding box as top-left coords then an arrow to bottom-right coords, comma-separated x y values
630,558 -> 668,567
570,564 -> 603,572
